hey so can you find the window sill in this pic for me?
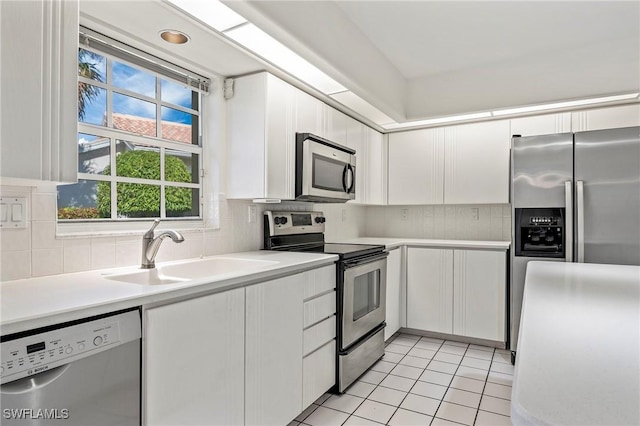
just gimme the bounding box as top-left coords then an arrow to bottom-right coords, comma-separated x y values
56,219 -> 218,238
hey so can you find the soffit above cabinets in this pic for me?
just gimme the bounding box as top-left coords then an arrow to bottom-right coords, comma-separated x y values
80,0 -> 640,131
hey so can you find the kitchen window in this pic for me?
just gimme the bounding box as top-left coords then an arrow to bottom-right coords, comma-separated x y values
57,28 -> 209,223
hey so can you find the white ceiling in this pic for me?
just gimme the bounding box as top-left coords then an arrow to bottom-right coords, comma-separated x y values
223,0 -> 640,121
80,0 -> 640,126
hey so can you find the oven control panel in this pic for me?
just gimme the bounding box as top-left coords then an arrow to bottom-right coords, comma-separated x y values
1,310 -> 140,384
265,211 -> 325,236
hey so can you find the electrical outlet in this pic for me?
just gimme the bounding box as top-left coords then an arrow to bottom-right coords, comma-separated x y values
341,209 -> 347,222
471,208 -> 479,221
248,205 -> 257,223
401,209 -> 409,221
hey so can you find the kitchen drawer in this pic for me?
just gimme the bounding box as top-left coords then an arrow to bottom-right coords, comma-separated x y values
303,315 -> 336,356
303,291 -> 336,328
303,340 -> 336,408
303,265 -> 336,300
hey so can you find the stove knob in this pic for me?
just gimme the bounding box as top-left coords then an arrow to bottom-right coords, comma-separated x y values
321,217 -> 326,223
281,217 -> 288,224
315,217 -> 322,223
93,336 -> 103,346
274,217 -> 281,225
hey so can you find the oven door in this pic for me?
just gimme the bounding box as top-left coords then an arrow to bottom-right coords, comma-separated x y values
298,136 -> 356,202
341,255 -> 387,349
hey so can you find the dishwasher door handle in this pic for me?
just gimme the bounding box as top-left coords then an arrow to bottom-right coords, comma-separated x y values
0,364 -> 70,394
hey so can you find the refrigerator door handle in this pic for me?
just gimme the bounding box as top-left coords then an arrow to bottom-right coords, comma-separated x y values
565,181 -> 573,262
576,180 -> 585,263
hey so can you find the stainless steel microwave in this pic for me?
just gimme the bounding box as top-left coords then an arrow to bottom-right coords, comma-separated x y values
295,133 -> 356,203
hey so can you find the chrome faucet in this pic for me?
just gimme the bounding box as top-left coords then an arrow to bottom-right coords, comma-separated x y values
141,219 -> 184,269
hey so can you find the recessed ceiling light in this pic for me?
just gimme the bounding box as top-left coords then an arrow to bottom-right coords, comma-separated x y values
160,30 -> 190,45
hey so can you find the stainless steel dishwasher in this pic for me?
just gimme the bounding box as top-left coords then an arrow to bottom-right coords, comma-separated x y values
1,309 -> 141,425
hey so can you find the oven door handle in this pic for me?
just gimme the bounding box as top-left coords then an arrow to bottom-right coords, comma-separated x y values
342,253 -> 388,269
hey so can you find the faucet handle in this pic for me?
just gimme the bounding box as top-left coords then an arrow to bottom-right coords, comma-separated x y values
144,219 -> 160,238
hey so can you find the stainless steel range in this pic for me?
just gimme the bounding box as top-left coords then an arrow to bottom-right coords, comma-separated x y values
264,211 -> 387,393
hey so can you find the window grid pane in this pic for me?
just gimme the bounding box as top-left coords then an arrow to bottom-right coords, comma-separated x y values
63,44 -> 203,221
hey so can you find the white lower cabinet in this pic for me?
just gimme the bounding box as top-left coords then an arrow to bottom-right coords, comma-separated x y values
384,248 -> 403,341
406,247 -> 506,342
246,274 -> 304,426
144,265 -> 336,426
453,250 -> 506,342
406,248 -> 453,334
144,288 -> 245,426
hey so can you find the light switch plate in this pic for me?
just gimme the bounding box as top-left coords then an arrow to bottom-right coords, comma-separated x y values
0,196 -> 27,229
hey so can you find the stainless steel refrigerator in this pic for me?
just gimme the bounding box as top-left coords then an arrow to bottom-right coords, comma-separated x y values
510,126 -> 640,361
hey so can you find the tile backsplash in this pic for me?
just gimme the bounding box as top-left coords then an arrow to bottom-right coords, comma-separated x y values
0,183 -> 508,282
0,184 -> 366,281
364,204 -> 511,241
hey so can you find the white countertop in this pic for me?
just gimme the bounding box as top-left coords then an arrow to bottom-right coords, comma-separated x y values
329,237 -> 510,250
512,261 -> 640,425
0,251 -> 338,335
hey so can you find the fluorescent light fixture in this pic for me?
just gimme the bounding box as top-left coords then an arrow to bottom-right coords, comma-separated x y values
492,93 -> 640,116
225,24 -> 347,95
330,91 -> 395,125
384,112 -> 493,130
166,0 -> 247,32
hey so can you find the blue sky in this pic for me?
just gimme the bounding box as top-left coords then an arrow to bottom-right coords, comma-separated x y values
81,54 -> 194,129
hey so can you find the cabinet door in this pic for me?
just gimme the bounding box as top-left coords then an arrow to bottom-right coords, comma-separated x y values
510,113 -> 571,137
1,0 -> 78,184
325,106 -> 348,145
453,250 -> 506,342
296,90 -> 325,136
388,128 -> 445,205
444,120 -> 510,204
265,75 -> 296,199
406,248 -> 453,334
365,128 -> 387,205
303,340 -> 336,408
384,248 -> 402,341
144,289 -> 245,426
246,274 -> 304,425
571,104 -> 640,132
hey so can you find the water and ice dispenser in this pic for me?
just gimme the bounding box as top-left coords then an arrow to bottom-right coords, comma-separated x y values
514,208 -> 565,258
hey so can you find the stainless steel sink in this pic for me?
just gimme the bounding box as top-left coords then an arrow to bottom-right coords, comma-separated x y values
104,257 -> 279,285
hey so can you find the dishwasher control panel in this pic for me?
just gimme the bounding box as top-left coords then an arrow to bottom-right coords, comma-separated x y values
1,309 -> 140,384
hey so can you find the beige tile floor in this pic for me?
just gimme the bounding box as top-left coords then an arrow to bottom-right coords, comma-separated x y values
291,333 -> 513,426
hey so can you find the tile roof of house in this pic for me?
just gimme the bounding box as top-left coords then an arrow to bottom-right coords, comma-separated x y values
112,113 -> 192,144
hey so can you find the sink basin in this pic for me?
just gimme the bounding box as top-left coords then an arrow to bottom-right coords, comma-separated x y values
104,269 -> 190,286
103,257 -> 279,285
159,257 -> 278,280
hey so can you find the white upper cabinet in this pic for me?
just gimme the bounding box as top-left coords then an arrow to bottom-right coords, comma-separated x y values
227,72 -> 296,200
571,104 -> 640,132
365,127 -> 387,205
444,120 -> 511,204
0,0 -> 78,184
325,106 -> 348,145
388,128 -> 445,205
227,72 -> 385,204
295,89 -> 325,137
510,113 -> 572,137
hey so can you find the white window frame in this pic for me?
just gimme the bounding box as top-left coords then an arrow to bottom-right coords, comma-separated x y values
58,28 -> 212,234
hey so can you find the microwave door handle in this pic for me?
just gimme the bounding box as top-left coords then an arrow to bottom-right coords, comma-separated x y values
342,164 -> 349,192
347,164 -> 355,193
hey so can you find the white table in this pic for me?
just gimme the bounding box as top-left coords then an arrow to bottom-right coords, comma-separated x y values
512,261 -> 640,425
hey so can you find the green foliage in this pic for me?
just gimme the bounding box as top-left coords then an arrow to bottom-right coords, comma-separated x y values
97,150 -> 192,218
57,207 -> 100,220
